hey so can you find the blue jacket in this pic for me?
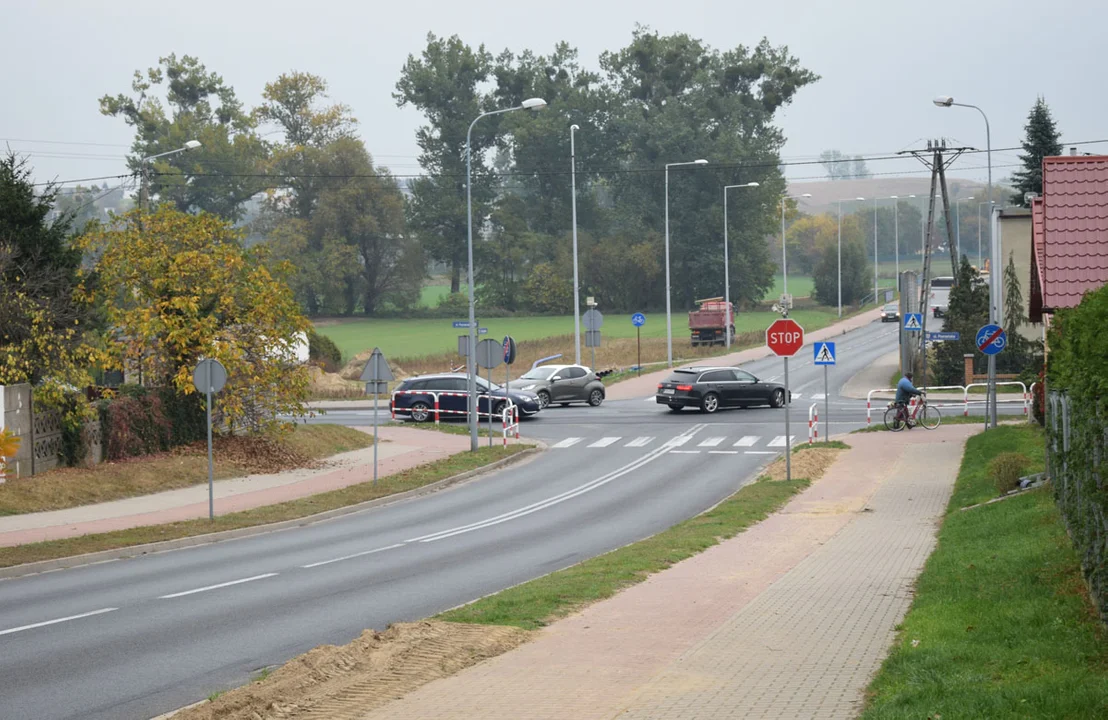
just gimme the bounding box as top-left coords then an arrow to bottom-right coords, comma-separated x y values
896,376 -> 922,404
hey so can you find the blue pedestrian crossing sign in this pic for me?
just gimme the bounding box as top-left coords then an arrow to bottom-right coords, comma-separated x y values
813,341 -> 836,365
903,313 -> 923,331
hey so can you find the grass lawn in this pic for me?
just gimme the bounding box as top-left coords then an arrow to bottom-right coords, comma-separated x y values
0,424 -> 372,516
861,425 -> 1108,719
418,283 -> 458,308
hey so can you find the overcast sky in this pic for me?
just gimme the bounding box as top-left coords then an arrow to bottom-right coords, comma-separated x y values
4,0 -> 1103,191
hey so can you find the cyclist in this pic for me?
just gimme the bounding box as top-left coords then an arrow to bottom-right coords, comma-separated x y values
895,372 -> 923,427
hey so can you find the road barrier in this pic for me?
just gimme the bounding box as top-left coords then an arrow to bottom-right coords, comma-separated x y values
502,403 -> 519,446
866,382 -> 1032,424
808,403 -> 819,444
390,390 -> 503,424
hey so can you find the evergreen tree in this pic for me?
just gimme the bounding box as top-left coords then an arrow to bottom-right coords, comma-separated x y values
1004,251 -> 1025,331
1011,98 -> 1062,205
932,256 -> 990,385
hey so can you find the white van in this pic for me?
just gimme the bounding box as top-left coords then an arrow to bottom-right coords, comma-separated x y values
930,276 -> 954,318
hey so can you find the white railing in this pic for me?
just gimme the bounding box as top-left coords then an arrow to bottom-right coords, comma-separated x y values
390,390 -> 504,424
808,403 -> 819,444
866,381 -> 1032,424
502,403 -> 519,446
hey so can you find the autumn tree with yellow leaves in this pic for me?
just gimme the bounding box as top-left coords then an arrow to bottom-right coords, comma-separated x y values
78,208 -> 311,433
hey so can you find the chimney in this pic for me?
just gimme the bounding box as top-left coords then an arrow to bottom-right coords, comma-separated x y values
1070,147 -> 1078,156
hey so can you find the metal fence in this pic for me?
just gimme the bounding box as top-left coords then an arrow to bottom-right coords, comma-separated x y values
1047,391 -> 1108,625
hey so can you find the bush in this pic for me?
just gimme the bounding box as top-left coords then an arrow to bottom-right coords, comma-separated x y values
308,328 -> 343,371
990,451 -> 1031,495
98,385 -> 204,461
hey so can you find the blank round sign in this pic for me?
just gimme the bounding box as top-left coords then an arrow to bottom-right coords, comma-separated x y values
193,358 -> 228,394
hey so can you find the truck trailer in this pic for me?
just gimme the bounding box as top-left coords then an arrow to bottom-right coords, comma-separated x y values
688,297 -> 735,346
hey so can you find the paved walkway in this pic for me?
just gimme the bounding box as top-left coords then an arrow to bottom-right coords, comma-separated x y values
359,424 -> 975,720
0,426 -> 469,548
605,308 -> 883,401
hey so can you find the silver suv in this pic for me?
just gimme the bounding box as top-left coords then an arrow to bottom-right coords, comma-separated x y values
507,364 -> 606,409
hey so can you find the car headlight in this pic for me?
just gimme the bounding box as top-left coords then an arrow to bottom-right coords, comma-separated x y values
523,384 -> 536,390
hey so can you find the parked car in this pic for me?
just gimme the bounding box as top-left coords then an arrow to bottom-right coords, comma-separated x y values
880,303 -> 900,322
656,366 -> 787,413
507,364 -> 606,408
390,373 -> 541,423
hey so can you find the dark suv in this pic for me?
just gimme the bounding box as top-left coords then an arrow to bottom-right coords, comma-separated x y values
390,373 -> 542,423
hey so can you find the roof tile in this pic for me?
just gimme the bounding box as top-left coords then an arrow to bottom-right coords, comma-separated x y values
1039,156 -> 1108,310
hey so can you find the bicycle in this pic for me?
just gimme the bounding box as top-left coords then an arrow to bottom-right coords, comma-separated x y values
883,391 -> 941,431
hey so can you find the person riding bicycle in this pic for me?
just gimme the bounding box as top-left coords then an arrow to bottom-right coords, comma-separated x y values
895,372 -> 923,426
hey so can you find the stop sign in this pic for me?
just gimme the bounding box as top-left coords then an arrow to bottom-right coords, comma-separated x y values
766,318 -> 805,357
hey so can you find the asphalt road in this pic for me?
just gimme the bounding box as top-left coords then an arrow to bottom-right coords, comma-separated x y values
0,320 -> 1014,719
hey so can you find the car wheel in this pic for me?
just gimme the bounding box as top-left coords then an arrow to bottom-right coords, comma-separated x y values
668,404 -> 683,412
770,389 -> 785,408
493,400 -> 507,418
536,390 -> 551,409
587,389 -> 604,407
410,401 -> 431,423
700,392 -> 720,414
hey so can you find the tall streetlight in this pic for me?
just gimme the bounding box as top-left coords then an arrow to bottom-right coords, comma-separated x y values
722,182 -> 759,347
465,97 -> 547,450
664,158 -> 709,367
873,197 -> 880,304
935,95 -> 996,428
780,193 -> 812,303
139,139 -> 202,211
977,200 -> 995,270
955,196 -> 974,260
570,124 -> 581,365
836,197 -> 866,317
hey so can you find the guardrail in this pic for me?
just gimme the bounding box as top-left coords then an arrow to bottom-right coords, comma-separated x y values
866,382 -> 1032,424
808,403 -> 819,444
502,403 -> 519,446
390,390 -> 504,424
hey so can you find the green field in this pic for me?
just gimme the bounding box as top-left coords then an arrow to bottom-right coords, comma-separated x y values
318,306 -> 849,362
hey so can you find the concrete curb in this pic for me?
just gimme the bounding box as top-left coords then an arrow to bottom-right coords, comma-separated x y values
0,446 -> 542,581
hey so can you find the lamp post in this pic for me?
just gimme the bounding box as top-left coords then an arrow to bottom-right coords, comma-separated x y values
873,197 -> 879,304
570,124 -> 581,365
664,158 -> 709,367
836,197 -> 866,316
465,98 -> 546,450
935,95 -> 996,428
780,193 -> 812,303
956,196 -> 974,261
723,182 -> 759,347
139,140 -> 201,211
976,200 -> 994,270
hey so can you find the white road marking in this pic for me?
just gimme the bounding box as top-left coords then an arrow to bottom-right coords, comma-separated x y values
734,436 -> 760,447
709,450 -> 739,455
551,437 -> 583,449
643,397 -> 655,402
159,573 -> 279,599
791,393 -> 802,400
670,450 -> 700,454
811,393 -> 826,400
768,436 -> 795,447
664,435 -> 692,447
0,607 -> 118,637
302,543 -> 406,569
407,424 -> 708,543
698,437 -> 725,447
626,437 -> 654,447
745,451 -> 777,455
588,437 -> 622,448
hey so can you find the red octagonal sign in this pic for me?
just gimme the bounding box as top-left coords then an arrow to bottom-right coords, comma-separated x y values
766,318 -> 805,357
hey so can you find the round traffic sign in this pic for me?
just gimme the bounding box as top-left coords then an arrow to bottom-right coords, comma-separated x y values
192,358 -> 227,394
766,318 -> 805,357
975,324 -> 1007,356
631,312 -> 646,327
502,335 -> 517,365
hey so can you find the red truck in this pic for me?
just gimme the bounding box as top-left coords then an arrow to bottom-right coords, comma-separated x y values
688,297 -> 735,346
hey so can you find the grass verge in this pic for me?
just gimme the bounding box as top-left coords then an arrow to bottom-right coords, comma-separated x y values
0,424 -> 373,516
0,445 -> 527,569
437,444 -> 844,630
860,425 -> 1108,719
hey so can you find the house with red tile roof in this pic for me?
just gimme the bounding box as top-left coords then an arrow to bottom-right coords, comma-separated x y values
1029,155 -> 1108,327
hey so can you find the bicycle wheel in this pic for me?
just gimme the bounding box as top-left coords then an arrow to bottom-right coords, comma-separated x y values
919,404 -> 942,429
883,406 -> 905,432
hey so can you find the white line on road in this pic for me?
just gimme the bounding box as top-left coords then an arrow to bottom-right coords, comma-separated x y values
626,437 -> 654,447
664,435 -> 692,447
734,436 -> 761,447
768,436 -> 795,447
709,450 -> 739,455
588,437 -> 622,448
811,393 -> 826,400
0,607 -> 118,637
670,450 -> 700,454
159,573 -> 279,599
745,451 -> 777,455
302,543 -> 407,569
551,437 -> 583,449
698,437 -> 725,447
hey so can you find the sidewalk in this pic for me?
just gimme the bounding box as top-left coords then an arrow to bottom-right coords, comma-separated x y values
359,424 -> 975,720
606,308 -> 883,401
0,426 -> 470,548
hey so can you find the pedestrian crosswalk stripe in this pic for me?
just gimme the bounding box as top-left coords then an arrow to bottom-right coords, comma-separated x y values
626,436 -> 653,447
768,435 -> 795,447
812,393 -> 826,400
551,437 -> 582,448
791,393 -> 802,400
665,436 -> 692,447
698,437 -> 725,447
734,436 -> 760,447
588,437 -> 621,448
709,450 -> 739,455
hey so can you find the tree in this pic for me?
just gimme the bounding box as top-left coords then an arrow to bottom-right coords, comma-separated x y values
932,256 -> 990,385
77,208 -> 310,432
1004,250 -> 1025,331
1011,97 -> 1062,205
785,213 -> 839,275
851,156 -> 871,179
819,150 -> 851,181
99,54 -> 269,220
813,233 -> 868,306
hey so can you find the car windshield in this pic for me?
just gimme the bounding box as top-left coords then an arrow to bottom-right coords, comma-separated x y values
884,304 -> 898,312
476,378 -> 501,392
520,367 -> 558,381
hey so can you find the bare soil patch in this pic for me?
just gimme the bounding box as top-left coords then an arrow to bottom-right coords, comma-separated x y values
168,621 -> 530,720
764,447 -> 843,481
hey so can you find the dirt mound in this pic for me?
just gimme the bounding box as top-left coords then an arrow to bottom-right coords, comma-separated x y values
308,366 -> 365,398
764,447 -> 843,482
339,352 -> 408,382
168,621 -> 530,720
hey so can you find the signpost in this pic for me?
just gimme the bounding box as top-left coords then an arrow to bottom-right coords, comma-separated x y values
813,341 -> 835,443
903,313 -> 923,332
476,339 -> 503,448
926,331 -> 961,342
976,323 -> 1007,430
502,335 -> 517,423
192,358 -> 227,520
583,308 -> 604,371
766,318 -> 805,482
631,313 -> 646,376
360,348 -> 394,485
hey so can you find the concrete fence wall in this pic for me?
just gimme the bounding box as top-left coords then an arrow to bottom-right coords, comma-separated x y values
0,384 -> 101,480
2,384 -> 33,479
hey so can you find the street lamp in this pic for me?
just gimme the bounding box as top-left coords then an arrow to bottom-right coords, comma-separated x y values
977,200 -> 995,270
139,139 -> 202,211
935,94 -> 997,428
664,158 -> 709,367
465,97 -> 547,450
722,182 -> 759,347
780,193 -> 812,303
956,196 -> 974,261
836,197 -> 866,317
570,124 -> 581,365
